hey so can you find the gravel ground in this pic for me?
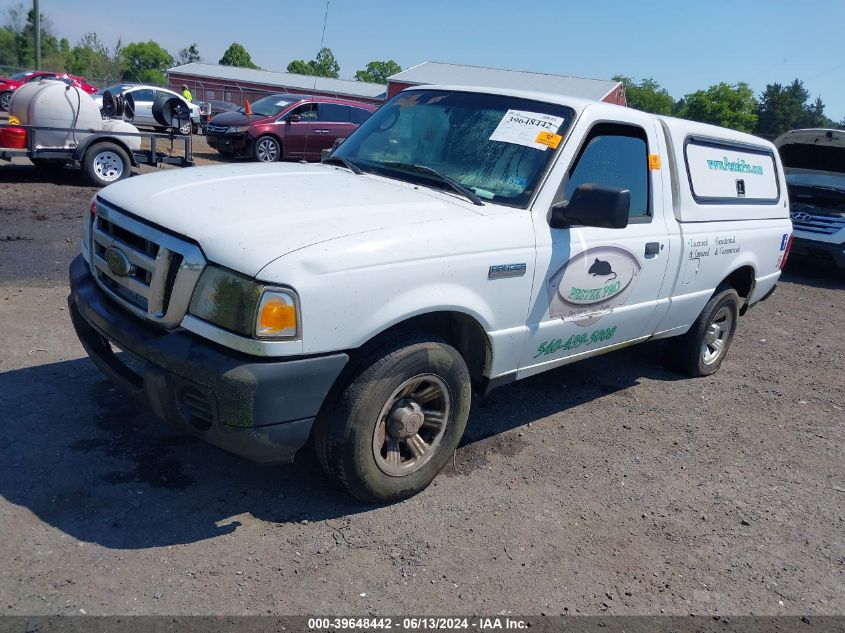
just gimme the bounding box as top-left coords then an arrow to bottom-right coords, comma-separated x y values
0,138 -> 843,617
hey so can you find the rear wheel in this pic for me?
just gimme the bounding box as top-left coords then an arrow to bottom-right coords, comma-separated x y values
83,142 -> 131,187
0,91 -> 11,111
313,336 -> 471,503
673,287 -> 740,377
253,135 -> 281,162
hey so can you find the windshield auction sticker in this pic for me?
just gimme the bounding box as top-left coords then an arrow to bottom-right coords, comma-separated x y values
489,109 -> 565,150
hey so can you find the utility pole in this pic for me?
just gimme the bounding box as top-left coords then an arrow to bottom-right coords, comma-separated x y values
34,0 -> 41,69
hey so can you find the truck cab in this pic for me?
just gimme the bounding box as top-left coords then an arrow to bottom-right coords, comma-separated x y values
68,86 -> 792,502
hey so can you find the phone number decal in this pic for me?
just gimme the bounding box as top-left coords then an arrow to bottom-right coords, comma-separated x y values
533,325 -> 617,359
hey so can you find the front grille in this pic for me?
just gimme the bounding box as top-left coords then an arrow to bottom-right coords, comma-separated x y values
90,200 -> 205,328
206,123 -> 229,134
791,206 -> 845,235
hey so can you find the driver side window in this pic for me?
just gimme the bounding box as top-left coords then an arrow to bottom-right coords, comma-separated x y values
564,124 -> 650,220
288,103 -> 318,120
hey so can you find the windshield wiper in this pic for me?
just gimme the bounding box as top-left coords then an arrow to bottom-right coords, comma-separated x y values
382,162 -> 484,206
325,156 -> 363,175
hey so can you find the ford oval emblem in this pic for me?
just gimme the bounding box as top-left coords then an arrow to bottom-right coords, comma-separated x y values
104,246 -> 132,277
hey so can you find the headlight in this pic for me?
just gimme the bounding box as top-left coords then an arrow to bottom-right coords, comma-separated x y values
228,125 -> 250,133
188,266 -> 299,339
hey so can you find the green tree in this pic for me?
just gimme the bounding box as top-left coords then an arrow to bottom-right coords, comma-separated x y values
286,47 -> 339,78
120,40 -> 173,84
676,82 -> 758,132
2,3 -> 65,70
219,43 -> 258,69
177,43 -> 200,65
354,59 -> 401,84
0,28 -> 18,67
65,33 -> 123,83
1,2 -> 26,66
755,80 -> 810,137
613,75 -> 675,116
755,80 -> 835,137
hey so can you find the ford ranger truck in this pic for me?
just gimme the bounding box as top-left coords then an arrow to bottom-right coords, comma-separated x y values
69,86 -> 792,502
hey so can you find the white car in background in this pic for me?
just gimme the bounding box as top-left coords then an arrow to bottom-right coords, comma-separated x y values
94,84 -> 201,135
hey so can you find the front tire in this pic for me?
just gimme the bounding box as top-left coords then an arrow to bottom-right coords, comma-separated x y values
314,336 -> 471,503
673,287 -> 740,377
253,135 -> 281,162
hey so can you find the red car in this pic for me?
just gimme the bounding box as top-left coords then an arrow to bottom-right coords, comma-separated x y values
0,71 -> 98,111
205,93 -> 377,162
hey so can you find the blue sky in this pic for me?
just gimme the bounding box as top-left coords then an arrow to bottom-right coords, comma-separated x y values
11,0 -> 845,120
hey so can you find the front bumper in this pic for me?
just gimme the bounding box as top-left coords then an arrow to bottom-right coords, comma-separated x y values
206,133 -> 250,153
790,236 -> 845,269
68,255 -> 348,462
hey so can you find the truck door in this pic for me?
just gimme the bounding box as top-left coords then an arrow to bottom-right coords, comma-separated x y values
518,113 -> 671,377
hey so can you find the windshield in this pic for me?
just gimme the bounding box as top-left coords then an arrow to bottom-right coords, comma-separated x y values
9,71 -> 31,80
333,89 -> 574,208
244,95 -> 295,116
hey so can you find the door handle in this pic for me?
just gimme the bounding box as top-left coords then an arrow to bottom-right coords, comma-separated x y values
644,242 -> 660,257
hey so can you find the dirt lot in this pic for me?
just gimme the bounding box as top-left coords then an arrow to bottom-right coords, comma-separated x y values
0,134 -> 843,617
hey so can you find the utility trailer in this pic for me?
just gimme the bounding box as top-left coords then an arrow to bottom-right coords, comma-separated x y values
0,123 -> 193,187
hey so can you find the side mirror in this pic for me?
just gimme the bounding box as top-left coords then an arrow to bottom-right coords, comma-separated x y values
550,183 -> 630,229
288,114 -> 301,123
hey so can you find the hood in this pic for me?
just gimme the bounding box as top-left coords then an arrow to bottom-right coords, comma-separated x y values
98,162 -> 481,277
775,128 -> 845,175
208,110 -> 272,127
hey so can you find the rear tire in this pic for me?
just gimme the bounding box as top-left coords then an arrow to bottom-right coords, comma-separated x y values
313,336 -> 471,503
673,287 -> 740,377
83,142 -> 131,187
253,135 -> 281,162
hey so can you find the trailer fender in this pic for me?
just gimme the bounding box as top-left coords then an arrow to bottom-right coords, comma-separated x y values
75,136 -> 138,167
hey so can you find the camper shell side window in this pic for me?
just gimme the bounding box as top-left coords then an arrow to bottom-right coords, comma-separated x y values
683,137 -> 780,205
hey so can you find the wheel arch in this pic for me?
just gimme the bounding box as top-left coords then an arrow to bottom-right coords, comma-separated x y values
349,310 -> 493,393
75,136 -> 138,166
720,265 -> 756,314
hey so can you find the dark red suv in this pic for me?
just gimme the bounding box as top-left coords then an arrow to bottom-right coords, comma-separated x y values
205,93 -> 377,162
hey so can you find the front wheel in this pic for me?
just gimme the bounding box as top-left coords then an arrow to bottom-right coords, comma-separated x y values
83,142 -> 131,186
313,336 -> 471,503
673,287 -> 740,377
253,135 -> 281,162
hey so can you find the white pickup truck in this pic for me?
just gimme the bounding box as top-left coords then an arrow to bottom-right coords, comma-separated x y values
69,86 -> 792,502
